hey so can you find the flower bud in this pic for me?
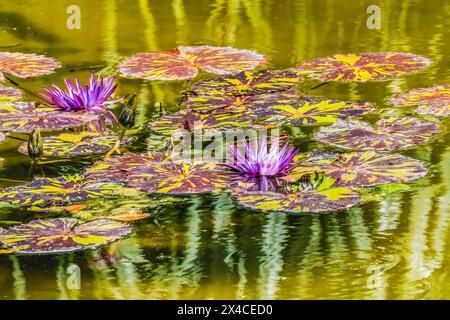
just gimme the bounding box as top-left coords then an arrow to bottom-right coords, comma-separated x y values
28,127 -> 43,160
118,94 -> 137,129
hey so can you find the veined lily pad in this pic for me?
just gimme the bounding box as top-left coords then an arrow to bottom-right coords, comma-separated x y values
284,151 -> 427,187
391,84 -> 450,116
255,97 -> 374,126
187,89 -> 299,114
0,110 -> 98,133
128,162 -> 231,195
0,218 -> 131,255
0,175 -> 119,207
234,173 -> 360,213
0,52 -> 61,82
118,46 -> 266,81
0,101 -> 36,114
18,131 -> 122,158
150,110 -> 255,136
315,117 -> 440,151
293,52 -> 431,82
84,152 -> 171,183
191,69 -> 300,96
0,84 -> 21,103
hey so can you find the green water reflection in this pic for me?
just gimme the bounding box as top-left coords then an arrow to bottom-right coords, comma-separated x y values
1,0 -> 450,299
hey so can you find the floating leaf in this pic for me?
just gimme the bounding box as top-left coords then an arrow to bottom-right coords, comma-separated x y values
108,211 -> 151,222
150,110 -> 255,135
255,96 -> 374,126
315,117 -> 440,151
128,162 -> 231,195
293,52 -> 431,82
0,101 -> 36,114
84,152 -> 171,183
187,89 -> 299,114
0,52 -> 61,81
0,175 -> 119,207
284,151 -> 427,187
0,132 -> 5,143
234,185 -> 359,213
191,69 -> 300,96
18,131 -> 122,158
0,110 -> 98,133
0,84 -> 21,103
118,46 -> 266,81
0,218 -> 131,255
391,84 -> 450,116
0,248 -> 13,255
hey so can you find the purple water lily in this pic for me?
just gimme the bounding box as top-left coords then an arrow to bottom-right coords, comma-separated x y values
221,136 -> 299,177
40,73 -> 119,114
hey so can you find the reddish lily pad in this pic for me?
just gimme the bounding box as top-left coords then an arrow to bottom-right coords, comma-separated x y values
108,211 -> 151,222
293,52 -> 431,82
84,152 -> 172,183
0,218 -> 131,255
0,84 -> 21,103
284,151 -> 427,187
0,175 -> 119,207
0,110 -> 98,133
0,101 -> 36,114
234,174 -> 360,213
255,96 -> 374,126
150,110 -> 255,135
18,131 -> 121,158
315,117 -> 440,151
391,84 -> 450,116
118,46 -> 266,81
128,162 -> 231,195
191,69 -> 301,96
0,52 -> 61,82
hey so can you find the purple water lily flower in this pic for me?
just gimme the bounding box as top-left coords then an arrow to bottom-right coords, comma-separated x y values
221,136 -> 299,177
40,73 -> 120,114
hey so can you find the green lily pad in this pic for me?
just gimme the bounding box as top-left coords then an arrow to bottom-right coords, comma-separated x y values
315,117 -> 440,151
0,218 -> 131,255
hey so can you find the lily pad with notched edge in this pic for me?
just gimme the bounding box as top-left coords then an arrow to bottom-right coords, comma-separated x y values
0,175 -> 120,207
187,89 -> 299,114
314,117 -> 440,151
84,152 -> 172,183
234,173 -> 360,213
0,218 -> 131,255
390,84 -> 450,116
293,52 -> 431,82
118,46 -> 266,81
128,162 -> 231,195
18,131 -> 122,158
284,151 -> 427,187
255,96 -> 374,126
0,52 -> 61,82
0,84 -> 21,103
191,69 -> 300,96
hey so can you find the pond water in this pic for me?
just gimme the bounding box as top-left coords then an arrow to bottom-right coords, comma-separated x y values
1,0 -> 450,299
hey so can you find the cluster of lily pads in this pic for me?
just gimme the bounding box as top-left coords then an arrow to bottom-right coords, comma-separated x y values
0,46 -> 447,255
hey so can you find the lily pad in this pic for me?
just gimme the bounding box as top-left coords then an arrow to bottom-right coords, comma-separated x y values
187,89 -> 299,114
0,218 -> 131,255
0,132 -> 5,143
84,152 -> 172,183
293,52 -> 431,82
0,175 -> 119,207
315,117 -> 440,151
128,162 -> 231,195
191,69 -> 300,96
391,84 -> 450,116
118,46 -> 266,81
0,101 -> 36,114
284,151 -> 427,187
0,110 -> 98,133
150,110 -> 255,136
0,84 -> 21,103
255,96 -> 374,126
234,176 -> 360,213
0,52 -> 61,82
18,131 -> 122,158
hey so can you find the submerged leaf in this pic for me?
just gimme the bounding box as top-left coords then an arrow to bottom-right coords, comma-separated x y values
293,52 -> 431,82
0,52 -> 61,81
118,46 -> 266,81
391,84 -> 450,116
315,117 -> 440,151
0,218 -> 131,255
284,151 -> 427,187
